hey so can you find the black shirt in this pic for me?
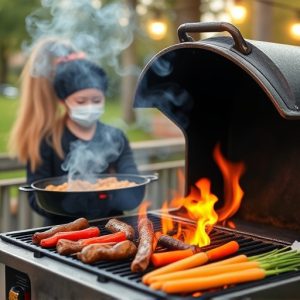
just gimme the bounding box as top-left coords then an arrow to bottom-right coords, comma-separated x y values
27,121 -> 141,224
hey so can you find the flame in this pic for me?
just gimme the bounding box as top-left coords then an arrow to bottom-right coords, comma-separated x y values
183,178 -> 218,246
159,143 -> 245,247
213,143 -> 245,223
138,201 -> 151,221
161,201 -> 174,234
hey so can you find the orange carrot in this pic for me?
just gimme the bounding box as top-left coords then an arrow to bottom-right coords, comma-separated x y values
151,249 -> 194,267
143,241 -> 240,285
142,252 -> 209,285
148,261 -> 260,287
206,241 -> 239,261
197,254 -> 248,268
160,268 -> 266,294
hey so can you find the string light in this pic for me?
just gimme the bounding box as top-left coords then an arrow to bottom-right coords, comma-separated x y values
147,19 -> 168,40
229,0 -> 300,40
230,0 -> 247,24
290,21 -> 300,40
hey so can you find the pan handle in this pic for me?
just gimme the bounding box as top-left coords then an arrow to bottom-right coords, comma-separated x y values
19,185 -> 35,192
177,22 -> 252,55
142,174 -> 159,182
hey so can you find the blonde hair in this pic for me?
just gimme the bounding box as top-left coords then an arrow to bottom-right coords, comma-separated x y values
9,37 -> 76,172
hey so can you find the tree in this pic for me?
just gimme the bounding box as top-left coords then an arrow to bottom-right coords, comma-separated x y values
0,0 -> 39,83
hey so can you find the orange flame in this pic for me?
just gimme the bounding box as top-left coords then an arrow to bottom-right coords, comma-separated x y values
213,143 -> 245,223
161,201 -> 174,234
159,143 -> 245,247
138,201 -> 151,221
183,178 -> 218,246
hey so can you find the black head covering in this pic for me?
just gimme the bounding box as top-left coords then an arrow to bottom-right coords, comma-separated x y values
53,59 -> 108,99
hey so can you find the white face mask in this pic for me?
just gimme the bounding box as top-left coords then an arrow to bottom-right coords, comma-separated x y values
68,105 -> 105,128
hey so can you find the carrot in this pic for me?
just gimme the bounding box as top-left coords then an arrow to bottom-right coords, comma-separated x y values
143,241 -> 240,284
148,261 -> 260,287
142,252 -> 209,284
151,249 -> 194,267
160,268 -> 266,294
205,241 -> 239,261
40,227 -> 100,248
79,232 -> 126,246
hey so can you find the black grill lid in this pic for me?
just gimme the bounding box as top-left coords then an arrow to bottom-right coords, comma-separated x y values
134,22 -> 300,118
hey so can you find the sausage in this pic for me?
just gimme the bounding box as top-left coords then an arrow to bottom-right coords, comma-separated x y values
158,234 -> 193,250
77,240 -> 137,264
32,217 -> 89,244
105,218 -> 135,240
56,239 -> 116,255
130,217 -> 154,272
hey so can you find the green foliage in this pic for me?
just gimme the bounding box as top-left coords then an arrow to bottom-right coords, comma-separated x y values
0,0 -> 40,49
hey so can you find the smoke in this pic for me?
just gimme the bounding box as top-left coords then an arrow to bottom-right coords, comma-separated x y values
24,0 -> 138,76
136,52 -> 194,130
62,126 -> 124,181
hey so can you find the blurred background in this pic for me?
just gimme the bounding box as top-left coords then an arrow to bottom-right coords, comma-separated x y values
0,0 -> 300,230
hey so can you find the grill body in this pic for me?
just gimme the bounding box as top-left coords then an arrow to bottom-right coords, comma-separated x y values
134,22 -> 300,232
1,213 -> 300,299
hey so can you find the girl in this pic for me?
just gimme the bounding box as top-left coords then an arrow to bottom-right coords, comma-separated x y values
9,38 -> 141,225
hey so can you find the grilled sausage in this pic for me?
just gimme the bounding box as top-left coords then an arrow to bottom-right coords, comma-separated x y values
56,239 -> 116,255
77,240 -> 137,264
32,217 -> 89,244
105,218 -> 135,240
131,217 -> 154,272
158,234 -> 193,250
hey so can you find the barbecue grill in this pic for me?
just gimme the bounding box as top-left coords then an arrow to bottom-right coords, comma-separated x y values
1,22 -> 300,299
1,212 -> 300,299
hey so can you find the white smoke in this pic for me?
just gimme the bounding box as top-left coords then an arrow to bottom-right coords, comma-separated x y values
62,126 -> 124,182
24,0 -> 139,76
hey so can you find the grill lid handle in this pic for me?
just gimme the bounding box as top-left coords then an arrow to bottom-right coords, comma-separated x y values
178,22 -> 252,55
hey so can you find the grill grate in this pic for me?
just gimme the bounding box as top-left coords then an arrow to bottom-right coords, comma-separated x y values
1,212 -> 299,299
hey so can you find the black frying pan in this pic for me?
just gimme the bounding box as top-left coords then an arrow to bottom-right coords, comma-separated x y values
20,174 -> 158,219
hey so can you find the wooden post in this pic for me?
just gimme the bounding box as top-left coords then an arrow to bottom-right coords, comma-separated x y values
253,1 -> 273,41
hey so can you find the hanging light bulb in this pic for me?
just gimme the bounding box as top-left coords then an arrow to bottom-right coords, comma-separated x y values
146,11 -> 168,40
290,13 -> 300,40
230,0 -> 247,24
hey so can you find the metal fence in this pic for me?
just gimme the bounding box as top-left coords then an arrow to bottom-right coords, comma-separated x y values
0,138 -> 185,232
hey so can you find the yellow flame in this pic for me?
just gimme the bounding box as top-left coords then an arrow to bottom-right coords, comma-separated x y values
183,178 -> 218,246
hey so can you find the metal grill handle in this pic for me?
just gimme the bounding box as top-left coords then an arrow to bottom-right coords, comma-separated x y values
178,22 -> 252,55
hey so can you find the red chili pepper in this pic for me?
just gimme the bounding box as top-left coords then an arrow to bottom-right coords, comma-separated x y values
79,231 -> 127,247
40,226 -> 100,248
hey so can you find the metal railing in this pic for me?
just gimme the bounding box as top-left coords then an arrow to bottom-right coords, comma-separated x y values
0,138 -> 185,232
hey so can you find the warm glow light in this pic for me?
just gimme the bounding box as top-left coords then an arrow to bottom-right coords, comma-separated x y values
230,4 -> 247,23
290,23 -> 300,40
147,20 -> 167,40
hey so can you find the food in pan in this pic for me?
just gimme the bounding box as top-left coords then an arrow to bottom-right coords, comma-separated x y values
32,217 -> 89,244
105,218 -> 135,240
45,176 -> 137,192
77,240 -> 137,264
